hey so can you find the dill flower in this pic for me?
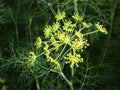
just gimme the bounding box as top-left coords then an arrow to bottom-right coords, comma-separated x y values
72,31 -> 89,51
44,42 -> 50,58
47,56 -> 61,71
55,11 -> 66,21
52,22 -> 60,32
72,39 -> 89,51
28,51 -> 36,65
95,22 -> 108,34
65,53 -> 83,68
44,25 -> 52,38
72,13 -> 83,22
57,33 -> 65,42
82,22 -> 92,28
34,36 -> 42,49
50,36 -> 60,50
63,20 -> 76,32
41,12 -> 107,69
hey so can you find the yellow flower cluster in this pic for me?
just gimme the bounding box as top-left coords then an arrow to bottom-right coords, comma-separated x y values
65,53 -> 83,68
28,51 -> 36,65
55,11 -> 66,21
43,42 -> 61,71
47,56 -> 61,71
72,31 -> 89,51
63,20 -> 76,32
82,22 -> 92,28
44,42 -> 50,57
72,13 -> 83,22
34,37 -> 42,49
44,25 -> 52,38
43,12 -> 89,69
95,22 -> 108,34
32,12 -> 107,69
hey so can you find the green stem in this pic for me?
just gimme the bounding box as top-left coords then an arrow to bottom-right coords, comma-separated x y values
60,72 -> 74,90
80,58 -> 88,89
28,65 -> 40,90
48,3 -> 56,16
36,43 -> 62,58
10,14 -> 19,46
28,18 -> 32,43
35,75 -> 40,90
83,30 -> 99,36
56,44 -> 67,60
73,0 -> 79,15
71,67 -> 74,87
81,75 -> 87,89
82,0 -> 88,17
73,0 -> 82,30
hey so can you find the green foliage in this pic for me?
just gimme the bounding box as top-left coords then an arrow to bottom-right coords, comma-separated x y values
0,0 -> 119,90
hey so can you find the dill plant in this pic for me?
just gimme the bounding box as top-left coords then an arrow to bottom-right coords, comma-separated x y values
0,0 -> 111,90
25,10 -> 107,90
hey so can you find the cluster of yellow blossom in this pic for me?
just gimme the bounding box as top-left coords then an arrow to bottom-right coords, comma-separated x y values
95,22 -> 108,34
55,11 -> 65,21
65,53 -> 83,68
43,12 -> 89,69
72,13 -> 83,22
28,51 -> 36,65
34,37 -> 42,49
28,11 -> 108,70
47,56 -> 61,71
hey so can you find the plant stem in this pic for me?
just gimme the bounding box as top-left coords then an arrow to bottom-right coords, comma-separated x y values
28,65 -> 40,90
83,30 -> 99,36
48,3 -> 56,16
56,44 -> 67,60
73,0 -> 79,15
28,17 -> 32,43
71,67 -> 74,87
10,13 -> 19,46
35,75 -> 40,90
80,53 -> 89,89
60,72 -> 74,90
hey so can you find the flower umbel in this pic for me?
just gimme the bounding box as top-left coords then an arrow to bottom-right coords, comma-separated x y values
82,22 -> 92,28
28,51 -> 36,65
65,53 -> 83,68
43,12 -> 90,68
63,20 -> 76,32
35,37 -> 42,49
55,11 -> 66,21
47,56 -> 61,71
33,12 -> 107,69
52,22 -> 60,32
44,25 -> 52,38
95,22 -> 108,34
72,13 -> 83,22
